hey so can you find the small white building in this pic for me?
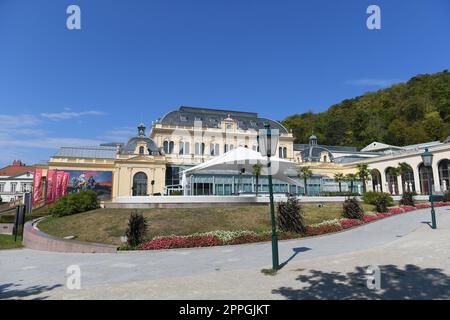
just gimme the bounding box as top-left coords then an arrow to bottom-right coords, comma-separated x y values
0,161 -> 34,203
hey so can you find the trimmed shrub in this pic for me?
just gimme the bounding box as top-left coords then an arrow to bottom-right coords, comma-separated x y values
277,196 -> 306,234
443,191 -> 450,202
400,191 -> 415,206
362,191 -> 394,206
48,190 -> 99,217
342,197 -> 364,220
375,194 -> 392,213
125,211 -> 148,247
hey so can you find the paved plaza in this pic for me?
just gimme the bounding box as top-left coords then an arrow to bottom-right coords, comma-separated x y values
1,207 -> 449,299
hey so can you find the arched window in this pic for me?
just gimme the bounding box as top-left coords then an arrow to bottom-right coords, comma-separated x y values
139,146 -> 145,155
371,169 -> 382,192
385,167 -> 399,195
438,159 -> 450,191
419,163 -> 434,195
132,172 -> 148,196
163,141 -> 174,154
400,164 -> 415,192
278,147 -> 288,158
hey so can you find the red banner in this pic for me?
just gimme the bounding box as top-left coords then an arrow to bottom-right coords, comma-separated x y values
56,171 -> 65,200
46,170 -> 57,204
32,169 -> 42,205
62,172 -> 70,196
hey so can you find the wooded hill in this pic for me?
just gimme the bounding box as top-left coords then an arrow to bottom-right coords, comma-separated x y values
282,70 -> 450,149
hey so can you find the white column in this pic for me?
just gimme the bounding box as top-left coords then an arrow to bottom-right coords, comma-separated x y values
380,168 -> 388,193
397,175 -> 403,195
432,164 -> 441,193
413,169 -> 421,194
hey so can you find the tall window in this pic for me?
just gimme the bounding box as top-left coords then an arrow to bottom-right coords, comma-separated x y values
139,146 -> 145,155
0,183 -> 4,192
195,142 -> 205,155
179,141 -> 190,155
210,143 -> 220,156
163,141 -> 174,154
224,144 -> 234,153
279,147 -> 287,158
11,183 -> 17,193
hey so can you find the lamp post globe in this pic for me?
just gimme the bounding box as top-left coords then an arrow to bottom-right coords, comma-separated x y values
421,148 -> 437,229
421,148 -> 434,167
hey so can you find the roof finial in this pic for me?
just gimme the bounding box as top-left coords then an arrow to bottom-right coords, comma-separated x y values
138,123 -> 146,137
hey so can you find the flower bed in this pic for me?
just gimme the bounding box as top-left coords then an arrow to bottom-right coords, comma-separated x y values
339,218 -> 365,229
138,235 -> 223,250
305,223 -> 343,236
136,202 -> 449,250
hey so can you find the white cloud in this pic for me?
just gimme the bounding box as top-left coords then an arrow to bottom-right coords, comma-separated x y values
0,137 -> 105,149
40,110 -> 105,121
0,114 -> 40,129
100,127 -> 137,142
0,111 -> 107,166
345,79 -> 400,87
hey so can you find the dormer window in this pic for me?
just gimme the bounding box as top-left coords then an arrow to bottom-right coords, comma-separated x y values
139,146 -> 145,155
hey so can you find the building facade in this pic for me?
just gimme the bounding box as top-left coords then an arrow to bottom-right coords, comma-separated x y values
0,161 -> 34,202
36,106 -> 450,202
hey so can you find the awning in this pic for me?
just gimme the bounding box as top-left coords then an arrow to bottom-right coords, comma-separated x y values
181,147 -> 301,188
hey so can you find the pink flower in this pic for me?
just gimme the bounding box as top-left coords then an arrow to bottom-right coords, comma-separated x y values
138,235 -> 223,250
339,219 -> 365,229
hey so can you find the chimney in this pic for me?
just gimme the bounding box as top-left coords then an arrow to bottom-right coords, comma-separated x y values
12,160 -> 24,167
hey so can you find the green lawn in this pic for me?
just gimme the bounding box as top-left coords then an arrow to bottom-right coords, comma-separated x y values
0,205 -> 50,224
38,203 -> 375,245
0,234 -> 23,250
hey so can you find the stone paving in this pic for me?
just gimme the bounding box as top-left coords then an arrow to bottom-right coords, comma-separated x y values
1,207 -> 449,299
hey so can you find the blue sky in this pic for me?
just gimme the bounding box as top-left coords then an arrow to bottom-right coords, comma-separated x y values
0,0 -> 449,167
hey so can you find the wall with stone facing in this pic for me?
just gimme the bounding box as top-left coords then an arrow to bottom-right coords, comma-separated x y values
23,218 -> 117,253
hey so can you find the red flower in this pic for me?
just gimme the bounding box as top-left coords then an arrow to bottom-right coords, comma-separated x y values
305,224 -> 343,236
138,235 -> 223,250
339,219 -> 364,229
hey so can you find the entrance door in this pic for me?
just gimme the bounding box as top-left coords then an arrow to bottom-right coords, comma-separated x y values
133,172 -> 148,196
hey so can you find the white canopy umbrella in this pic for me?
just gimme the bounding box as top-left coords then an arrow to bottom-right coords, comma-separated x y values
181,147 -> 300,191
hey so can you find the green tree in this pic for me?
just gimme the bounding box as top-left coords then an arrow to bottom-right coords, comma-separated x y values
281,70 -> 450,148
297,166 -> 313,196
356,164 -> 371,194
252,164 -> 262,197
333,173 -> 345,193
423,111 -> 446,140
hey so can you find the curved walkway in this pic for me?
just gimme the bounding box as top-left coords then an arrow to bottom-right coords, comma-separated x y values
0,207 -> 448,299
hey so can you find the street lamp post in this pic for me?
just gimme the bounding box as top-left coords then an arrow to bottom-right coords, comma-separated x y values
258,123 -> 279,270
421,148 -> 437,229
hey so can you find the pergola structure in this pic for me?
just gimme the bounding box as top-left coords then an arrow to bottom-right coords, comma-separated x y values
181,147 -> 300,195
